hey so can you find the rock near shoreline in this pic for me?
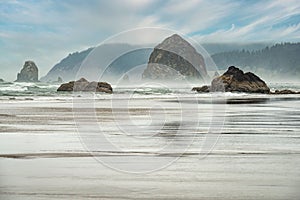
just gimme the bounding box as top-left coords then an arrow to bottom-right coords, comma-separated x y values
211,66 -> 270,93
57,78 -> 112,93
192,85 -> 210,93
270,89 -> 300,94
192,66 -> 299,94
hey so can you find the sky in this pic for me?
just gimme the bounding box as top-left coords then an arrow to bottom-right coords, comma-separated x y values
1,0 -> 300,81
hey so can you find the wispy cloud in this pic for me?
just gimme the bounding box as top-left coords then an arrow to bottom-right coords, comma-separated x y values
193,0 -> 300,42
0,0 -> 300,80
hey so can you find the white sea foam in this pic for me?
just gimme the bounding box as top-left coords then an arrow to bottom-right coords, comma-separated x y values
0,84 -> 27,92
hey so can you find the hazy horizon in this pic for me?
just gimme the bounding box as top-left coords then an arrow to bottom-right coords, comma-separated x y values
0,40 -> 294,82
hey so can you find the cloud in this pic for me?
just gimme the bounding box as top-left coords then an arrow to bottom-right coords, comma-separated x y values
0,0 -> 300,80
0,0 -> 165,80
192,0 -> 300,42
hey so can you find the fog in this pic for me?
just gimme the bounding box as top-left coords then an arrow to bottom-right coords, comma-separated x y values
3,41 -> 299,85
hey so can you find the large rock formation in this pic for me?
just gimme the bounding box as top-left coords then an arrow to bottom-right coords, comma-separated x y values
142,34 -> 208,81
210,66 -> 270,93
15,61 -> 39,82
57,78 -> 112,94
192,66 -> 271,94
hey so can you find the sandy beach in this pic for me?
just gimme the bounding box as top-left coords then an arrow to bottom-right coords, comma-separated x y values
0,92 -> 299,199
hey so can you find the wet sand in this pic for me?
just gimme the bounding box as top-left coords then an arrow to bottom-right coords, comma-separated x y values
0,95 -> 300,199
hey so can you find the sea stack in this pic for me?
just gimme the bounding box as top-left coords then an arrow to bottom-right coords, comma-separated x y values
211,66 -> 270,93
15,61 -> 39,82
192,66 -> 270,94
142,34 -> 208,81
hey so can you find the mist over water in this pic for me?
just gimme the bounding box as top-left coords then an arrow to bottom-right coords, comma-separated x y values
1,81 -> 300,97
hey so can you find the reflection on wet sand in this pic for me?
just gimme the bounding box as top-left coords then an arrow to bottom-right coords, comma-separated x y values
0,94 -> 299,199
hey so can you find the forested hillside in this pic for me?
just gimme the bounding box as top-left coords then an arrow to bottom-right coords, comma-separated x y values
212,43 -> 300,80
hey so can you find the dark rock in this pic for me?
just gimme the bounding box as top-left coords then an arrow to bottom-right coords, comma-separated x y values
25,98 -> 34,100
142,34 -> 208,81
0,78 -> 4,82
57,81 -> 75,91
57,78 -> 112,93
211,66 -> 270,93
271,89 -> 300,94
15,61 -> 39,82
192,85 -> 210,93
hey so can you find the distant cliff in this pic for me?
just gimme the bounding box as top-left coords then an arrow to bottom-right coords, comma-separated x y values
40,48 -> 93,82
40,44 -> 152,82
212,43 -> 300,80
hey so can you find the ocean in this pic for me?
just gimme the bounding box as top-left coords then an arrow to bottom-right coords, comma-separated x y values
0,81 -> 300,199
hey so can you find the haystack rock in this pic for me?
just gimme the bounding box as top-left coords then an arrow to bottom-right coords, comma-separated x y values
142,34 -> 208,81
15,61 -> 39,82
57,78 -> 113,94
